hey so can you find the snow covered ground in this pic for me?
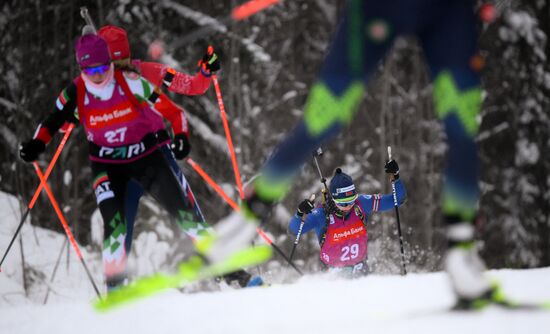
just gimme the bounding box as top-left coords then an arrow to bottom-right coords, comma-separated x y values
1,191 -> 550,334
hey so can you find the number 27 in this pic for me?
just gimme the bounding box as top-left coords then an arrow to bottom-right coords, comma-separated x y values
105,127 -> 127,143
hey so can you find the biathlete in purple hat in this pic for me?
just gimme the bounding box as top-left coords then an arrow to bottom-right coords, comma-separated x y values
19,33 -> 214,291
289,161 -> 406,277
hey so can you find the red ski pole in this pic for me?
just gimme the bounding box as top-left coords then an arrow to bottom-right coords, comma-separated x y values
186,158 -> 302,275
211,70 -> 245,199
33,163 -> 102,297
169,0 -> 281,50
231,0 -> 280,21
1,124 -> 75,270
186,158 -> 240,212
29,124 -> 75,208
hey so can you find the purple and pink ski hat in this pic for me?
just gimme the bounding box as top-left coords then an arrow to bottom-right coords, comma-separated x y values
75,34 -> 110,68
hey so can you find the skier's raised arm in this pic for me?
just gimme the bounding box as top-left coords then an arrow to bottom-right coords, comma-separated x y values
98,25 -> 220,96
358,160 -> 407,214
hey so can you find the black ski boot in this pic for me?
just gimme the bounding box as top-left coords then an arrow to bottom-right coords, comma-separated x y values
221,269 -> 266,288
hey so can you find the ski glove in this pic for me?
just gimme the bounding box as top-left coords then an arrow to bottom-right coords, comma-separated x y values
19,139 -> 46,162
199,46 -> 220,73
384,159 -> 399,180
297,198 -> 315,216
171,134 -> 191,160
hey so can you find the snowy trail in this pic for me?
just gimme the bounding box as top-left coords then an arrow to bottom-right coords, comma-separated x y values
1,192 -> 550,334
1,268 -> 550,334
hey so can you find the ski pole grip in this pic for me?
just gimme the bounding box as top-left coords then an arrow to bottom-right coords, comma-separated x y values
316,147 -> 323,156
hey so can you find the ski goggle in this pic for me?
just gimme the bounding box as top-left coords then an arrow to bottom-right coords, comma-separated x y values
81,64 -> 110,76
334,197 -> 357,208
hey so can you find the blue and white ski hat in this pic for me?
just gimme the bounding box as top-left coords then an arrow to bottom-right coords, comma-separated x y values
329,168 -> 357,203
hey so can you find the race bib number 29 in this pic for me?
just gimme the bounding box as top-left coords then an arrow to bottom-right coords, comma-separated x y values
340,243 -> 359,261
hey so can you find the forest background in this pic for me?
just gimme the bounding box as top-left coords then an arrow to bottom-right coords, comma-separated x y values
0,0 -> 549,279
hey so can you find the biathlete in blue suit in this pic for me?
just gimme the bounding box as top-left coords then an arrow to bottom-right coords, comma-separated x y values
289,162 -> 405,278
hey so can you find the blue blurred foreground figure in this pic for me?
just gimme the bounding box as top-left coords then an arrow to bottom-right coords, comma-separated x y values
204,0 -> 494,309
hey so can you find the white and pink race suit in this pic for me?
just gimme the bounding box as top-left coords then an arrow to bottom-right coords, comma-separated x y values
75,70 -> 165,163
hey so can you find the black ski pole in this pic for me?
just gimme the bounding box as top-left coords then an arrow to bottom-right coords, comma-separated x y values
313,148 -> 331,193
288,194 -> 315,264
313,148 -> 332,202
80,7 -> 97,32
287,148 -> 330,265
255,227 -> 303,275
0,209 -> 30,271
388,146 -> 407,275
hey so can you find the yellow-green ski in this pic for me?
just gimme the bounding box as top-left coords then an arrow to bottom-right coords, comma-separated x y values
94,245 -> 272,312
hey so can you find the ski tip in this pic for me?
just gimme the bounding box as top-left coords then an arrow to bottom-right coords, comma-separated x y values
92,273 -> 182,312
93,298 -> 112,312
93,289 -> 135,312
92,245 -> 273,312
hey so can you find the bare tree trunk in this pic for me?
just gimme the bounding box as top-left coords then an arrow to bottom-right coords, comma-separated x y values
97,0 -> 104,27
43,237 -> 68,304
19,235 -> 28,298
